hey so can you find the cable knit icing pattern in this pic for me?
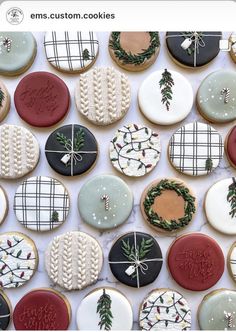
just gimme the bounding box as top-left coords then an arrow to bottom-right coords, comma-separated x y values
45,231 -> 103,290
75,67 -> 131,126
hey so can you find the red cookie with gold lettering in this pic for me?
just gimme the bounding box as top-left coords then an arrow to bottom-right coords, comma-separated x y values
225,125 -> 236,169
13,288 -> 71,330
167,233 -> 224,291
14,72 -> 70,127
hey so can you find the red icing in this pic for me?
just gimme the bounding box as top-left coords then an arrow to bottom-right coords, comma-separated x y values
168,233 -> 224,291
227,126 -> 236,167
13,289 -> 70,330
14,72 -> 70,127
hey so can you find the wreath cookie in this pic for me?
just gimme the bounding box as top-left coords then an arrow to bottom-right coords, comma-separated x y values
229,32 -> 236,63
108,32 -> 160,72
0,81 -> 10,123
140,179 -> 196,233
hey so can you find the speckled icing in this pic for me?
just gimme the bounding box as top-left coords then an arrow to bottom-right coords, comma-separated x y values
198,290 -> 236,330
78,175 -> 133,230
197,70 -> 236,123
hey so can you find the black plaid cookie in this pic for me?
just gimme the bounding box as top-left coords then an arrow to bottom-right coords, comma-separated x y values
168,122 -> 224,176
14,176 -> 70,232
44,31 -> 99,73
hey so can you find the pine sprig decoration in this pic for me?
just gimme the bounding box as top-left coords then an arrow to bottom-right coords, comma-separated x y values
227,177 -> 236,218
51,210 -> 59,222
97,289 -> 113,330
56,132 -> 70,148
83,48 -> 90,60
0,88 -> 5,107
159,69 -> 174,111
121,237 -> 153,260
205,158 -> 213,172
74,128 -> 85,151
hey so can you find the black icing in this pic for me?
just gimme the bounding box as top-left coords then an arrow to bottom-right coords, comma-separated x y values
0,292 -> 11,330
108,232 -> 163,288
45,124 -> 98,176
166,31 -> 222,67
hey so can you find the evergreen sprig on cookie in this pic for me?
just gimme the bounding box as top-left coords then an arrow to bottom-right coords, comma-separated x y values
97,289 -> 113,330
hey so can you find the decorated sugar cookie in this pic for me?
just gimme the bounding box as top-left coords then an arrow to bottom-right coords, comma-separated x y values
75,67 -> 131,126
108,232 -> 163,288
14,72 -> 70,127
76,287 -> 133,330
13,288 -> 71,330
225,125 -> 236,169
0,124 -> 40,179
205,177 -> 236,235
168,233 -> 224,291
228,242 -> 236,283
141,179 -> 196,233
45,231 -> 103,290
78,174 -> 133,230
139,289 -> 191,330
0,185 -> 8,225
0,232 -> 38,288
166,31 -> 222,68
14,176 -> 70,232
197,70 -> 236,123
169,122 -> 224,176
110,124 -> 161,177
44,31 -> 99,73
0,81 -> 10,122
0,292 -> 11,330
0,32 -> 37,76
109,32 -> 160,72
198,289 -> 236,330
138,69 -> 193,125
230,32 -> 236,63
45,124 -> 98,176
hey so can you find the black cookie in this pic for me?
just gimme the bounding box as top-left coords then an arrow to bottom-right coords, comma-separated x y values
45,124 -> 98,176
108,231 -> 163,288
166,31 -> 222,68
0,292 -> 11,330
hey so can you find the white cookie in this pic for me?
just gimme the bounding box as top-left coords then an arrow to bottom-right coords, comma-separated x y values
0,81 -> 10,123
0,185 -> 8,225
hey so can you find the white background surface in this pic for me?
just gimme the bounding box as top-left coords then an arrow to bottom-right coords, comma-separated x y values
0,31 -> 236,330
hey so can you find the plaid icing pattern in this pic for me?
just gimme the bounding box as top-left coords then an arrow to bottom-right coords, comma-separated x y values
14,176 -> 70,231
169,122 -> 224,176
44,31 -> 98,71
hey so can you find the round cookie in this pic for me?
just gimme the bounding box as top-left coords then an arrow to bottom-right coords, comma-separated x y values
228,242 -> 236,283
108,32 -> 160,72
225,125 -> 236,168
198,289 -> 236,330
108,232 -> 163,288
139,288 -> 191,330
14,72 -> 70,127
205,177 -> 236,235
166,31 -> 222,68
14,176 -> 70,232
45,231 -> 103,290
168,233 -> 224,291
197,70 -> 236,123
229,32 -> 236,63
0,291 -> 11,330
0,32 -> 37,76
45,124 -> 98,176
44,31 -> 99,73
110,123 -> 161,177
0,124 -> 40,179
0,232 -> 38,288
138,69 -> 193,125
13,288 -> 71,330
75,67 -> 131,126
169,121 -> 224,176
0,185 -> 8,225
78,174 -> 133,230
140,178 -> 196,233
0,81 -> 10,122
76,287 -> 133,330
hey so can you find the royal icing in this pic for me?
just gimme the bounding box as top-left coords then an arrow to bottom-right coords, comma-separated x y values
0,81 -> 10,123
76,288 -> 133,330
0,292 -> 11,330
169,121 -> 224,176
228,242 -> 236,283
139,289 -> 191,330
0,124 -> 40,179
78,174 -> 133,230
45,231 -> 103,290
75,67 -> 131,126
45,124 -> 98,176
110,124 -> 161,177
109,232 -> 163,288
205,177 -> 236,235
230,32 -> 236,63
44,31 -> 99,73
0,186 -> 7,225
138,69 -> 193,125
226,125 -> 236,168
14,176 -> 70,232
0,232 -> 38,288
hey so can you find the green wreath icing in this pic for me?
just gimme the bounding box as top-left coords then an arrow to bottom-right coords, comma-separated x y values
143,179 -> 196,231
109,32 -> 160,65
